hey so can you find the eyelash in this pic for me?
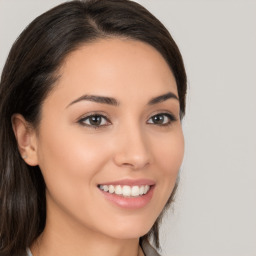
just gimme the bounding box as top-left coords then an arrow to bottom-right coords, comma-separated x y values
78,112 -> 177,130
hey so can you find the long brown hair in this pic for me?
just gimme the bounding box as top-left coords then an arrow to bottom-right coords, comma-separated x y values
0,1 -> 187,255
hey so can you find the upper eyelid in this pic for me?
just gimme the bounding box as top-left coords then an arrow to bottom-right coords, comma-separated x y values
146,110 -> 178,122
77,111 -> 110,121
78,111 -> 175,119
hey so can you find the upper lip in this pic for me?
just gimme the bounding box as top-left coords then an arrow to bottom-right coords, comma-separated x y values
98,179 -> 155,186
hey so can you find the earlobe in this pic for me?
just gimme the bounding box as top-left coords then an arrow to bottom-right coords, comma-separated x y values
11,114 -> 39,166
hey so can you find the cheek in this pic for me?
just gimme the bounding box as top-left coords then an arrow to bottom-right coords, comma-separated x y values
155,129 -> 184,176
152,129 -> 184,203
36,124 -> 108,204
36,127 -> 115,233
38,120 -> 106,171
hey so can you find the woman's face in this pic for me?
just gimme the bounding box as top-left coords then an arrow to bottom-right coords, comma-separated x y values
34,38 -> 184,239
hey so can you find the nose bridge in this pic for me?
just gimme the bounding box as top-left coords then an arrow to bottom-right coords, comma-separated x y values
113,119 -> 151,170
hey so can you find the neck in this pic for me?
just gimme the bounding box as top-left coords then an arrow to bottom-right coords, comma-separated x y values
31,231 -> 143,256
30,199 -> 144,256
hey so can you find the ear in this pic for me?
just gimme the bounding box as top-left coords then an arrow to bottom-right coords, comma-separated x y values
11,114 -> 39,166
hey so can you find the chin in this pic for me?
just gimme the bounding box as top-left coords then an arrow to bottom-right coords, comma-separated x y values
102,218 -> 154,240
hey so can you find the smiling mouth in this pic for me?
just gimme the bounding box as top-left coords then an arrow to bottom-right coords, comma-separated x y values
98,184 -> 151,197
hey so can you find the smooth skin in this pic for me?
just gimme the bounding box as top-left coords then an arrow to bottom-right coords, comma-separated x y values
12,38 -> 184,256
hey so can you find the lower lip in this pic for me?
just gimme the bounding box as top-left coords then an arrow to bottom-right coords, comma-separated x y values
99,186 -> 155,209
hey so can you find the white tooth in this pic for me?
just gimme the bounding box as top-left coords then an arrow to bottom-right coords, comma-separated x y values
100,185 -> 104,190
115,185 -> 122,195
122,186 -> 131,196
103,185 -> 109,192
144,185 -> 150,194
139,186 -> 145,195
131,186 -> 140,197
109,185 -> 115,193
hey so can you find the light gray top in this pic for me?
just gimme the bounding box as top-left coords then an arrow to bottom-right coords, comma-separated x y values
141,240 -> 161,256
26,248 -> 33,256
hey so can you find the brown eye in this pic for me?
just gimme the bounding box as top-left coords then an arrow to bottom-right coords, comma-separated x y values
88,115 -> 103,126
147,113 -> 176,126
79,114 -> 110,128
152,115 -> 165,124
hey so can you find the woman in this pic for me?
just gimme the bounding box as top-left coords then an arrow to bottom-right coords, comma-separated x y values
0,0 -> 187,255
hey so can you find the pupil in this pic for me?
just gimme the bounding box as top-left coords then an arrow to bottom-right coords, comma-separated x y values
90,116 -> 101,125
153,115 -> 163,124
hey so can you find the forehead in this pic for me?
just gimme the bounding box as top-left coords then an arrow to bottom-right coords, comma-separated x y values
46,38 -> 178,107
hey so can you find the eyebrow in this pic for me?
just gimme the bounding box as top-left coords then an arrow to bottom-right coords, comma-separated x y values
148,92 -> 179,105
67,92 -> 179,108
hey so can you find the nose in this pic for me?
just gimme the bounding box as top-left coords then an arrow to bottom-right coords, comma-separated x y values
113,124 -> 151,170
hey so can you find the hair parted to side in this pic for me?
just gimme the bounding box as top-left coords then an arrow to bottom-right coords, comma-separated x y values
0,0 -> 187,255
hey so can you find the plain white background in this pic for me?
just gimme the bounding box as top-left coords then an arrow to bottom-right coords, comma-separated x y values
0,1 -> 255,255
